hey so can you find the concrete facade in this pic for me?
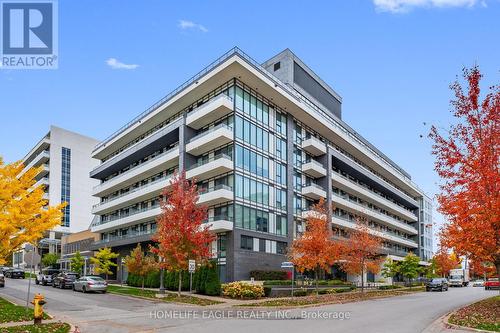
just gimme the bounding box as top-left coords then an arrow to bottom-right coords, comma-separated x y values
13,126 -> 99,269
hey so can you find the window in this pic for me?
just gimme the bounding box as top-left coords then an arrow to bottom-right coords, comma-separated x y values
61,147 -> 71,227
277,241 -> 288,254
276,112 -> 287,135
274,62 -> 281,71
241,235 -> 253,250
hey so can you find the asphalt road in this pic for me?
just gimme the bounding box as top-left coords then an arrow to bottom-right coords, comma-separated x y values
0,278 -> 496,333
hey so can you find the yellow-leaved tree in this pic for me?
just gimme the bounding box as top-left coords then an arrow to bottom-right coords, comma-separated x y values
0,158 -> 66,264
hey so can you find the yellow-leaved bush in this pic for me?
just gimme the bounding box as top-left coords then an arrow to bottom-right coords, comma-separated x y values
221,281 -> 264,299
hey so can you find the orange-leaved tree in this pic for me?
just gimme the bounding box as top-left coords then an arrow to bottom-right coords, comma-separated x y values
151,172 -> 215,296
289,199 -> 341,292
469,259 -> 496,279
432,248 -> 461,278
0,158 -> 66,264
339,217 -> 383,292
429,66 -> 499,279
124,243 -> 158,290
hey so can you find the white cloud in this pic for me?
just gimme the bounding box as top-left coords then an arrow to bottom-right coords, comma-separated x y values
178,19 -> 208,33
106,58 -> 139,70
373,0 -> 482,13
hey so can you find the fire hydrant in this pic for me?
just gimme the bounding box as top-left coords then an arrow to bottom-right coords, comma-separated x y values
31,293 -> 46,324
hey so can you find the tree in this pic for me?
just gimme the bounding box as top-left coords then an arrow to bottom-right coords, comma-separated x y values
41,253 -> 59,268
151,172 -> 215,296
381,258 -> 400,285
289,199 -> 341,292
90,247 -> 118,280
0,158 -> 66,265
469,259 -> 496,279
124,243 -> 158,290
424,258 -> 439,279
339,217 -> 383,292
399,252 -> 421,287
429,66 -> 499,280
433,248 -> 461,277
70,251 -> 85,275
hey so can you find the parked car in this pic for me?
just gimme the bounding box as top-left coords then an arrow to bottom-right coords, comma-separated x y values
484,278 -> 499,290
52,272 -> 79,289
73,276 -> 108,293
0,266 -> 12,274
472,279 -> 485,287
36,268 -> 60,286
5,268 -> 25,279
0,273 -> 5,287
426,278 -> 449,291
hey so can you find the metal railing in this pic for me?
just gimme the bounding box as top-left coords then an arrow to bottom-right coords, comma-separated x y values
303,183 -> 325,191
94,229 -> 155,245
203,214 -> 234,223
199,184 -> 232,195
302,159 -> 325,169
188,123 -> 232,144
92,204 -> 161,227
186,93 -> 233,117
93,145 -> 178,191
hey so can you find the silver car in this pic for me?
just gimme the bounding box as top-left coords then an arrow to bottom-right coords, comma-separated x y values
72,276 -> 108,293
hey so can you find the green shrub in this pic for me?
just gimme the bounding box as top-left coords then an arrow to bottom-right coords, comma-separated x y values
293,289 -> 308,297
222,282 -> 264,299
204,265 -> 221,296
378,285 -> 402,290
250,270 -> 288,281
263,280 -> 292,286
263,286 -> 272,297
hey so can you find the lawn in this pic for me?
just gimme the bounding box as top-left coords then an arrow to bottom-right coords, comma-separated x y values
107,285 -> 222,306
0,297 -> 49,323
0,323 -> 70,333
240,287 -> 425,307
449,296 -> 500,332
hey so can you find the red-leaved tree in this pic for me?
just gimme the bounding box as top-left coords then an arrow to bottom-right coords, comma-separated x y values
432,248 -> 461,278
339,217 -> 383,292
151,172 -> 215,296
429,66 -> 499,279
289,199 -> 342,292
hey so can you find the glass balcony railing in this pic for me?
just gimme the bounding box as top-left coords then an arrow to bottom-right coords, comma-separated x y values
188,153 -> 232,171
188,123 -> 232,144
186,93 -> 233,117
94,229 -> 156,245
93,204 -> 161,227
199,184 -> 233,195
203,214 -> 234,224
94,145 -> 178,190
332,170 -> 417,216
93,173 -> 174,209
331,192 -> 416,231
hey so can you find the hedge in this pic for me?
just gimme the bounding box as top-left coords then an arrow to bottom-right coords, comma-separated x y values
126,261 -> 221,296
249,270 -> 288,281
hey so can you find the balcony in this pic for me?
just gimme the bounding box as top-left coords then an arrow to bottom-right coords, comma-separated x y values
92,174 -> 173,215
331,192 -> 418,235
34,164 -> 49,181
91,205 -> 162,233
331,215 -> 418,248
186,94 -> 234,129
302,160 -> 327,178
198,184 -> 233,206
92,146 -> 179,197
302,183 -> 327,200
186,124 -> 233,156
93,229 -> 156,248
203,215 -> 233,233
186,154 -> 233,182
301,137 -> 326,156
331,171 -> 418,222
19,150 -> 50,178
32,177 -> 49,191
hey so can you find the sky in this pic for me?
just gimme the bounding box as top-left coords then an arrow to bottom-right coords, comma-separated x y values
1,0 -> 499,247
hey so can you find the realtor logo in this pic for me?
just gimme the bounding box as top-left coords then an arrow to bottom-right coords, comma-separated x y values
1,0 -> 58,69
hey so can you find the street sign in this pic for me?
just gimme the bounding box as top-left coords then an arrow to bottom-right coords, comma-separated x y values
188,260 -> 196,273
281,261 -> 294,268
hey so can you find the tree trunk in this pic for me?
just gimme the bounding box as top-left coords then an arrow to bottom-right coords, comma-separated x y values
315,268 -> 319,294
361,267 -> 365,293
495,258 -> 500,295
178,271 -> 182,297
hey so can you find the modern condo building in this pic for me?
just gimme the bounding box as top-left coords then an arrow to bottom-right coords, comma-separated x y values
89,48 -> 432,282
13,126 -> 99,268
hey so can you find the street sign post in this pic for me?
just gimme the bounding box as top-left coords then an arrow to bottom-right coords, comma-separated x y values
281,262 -> 295,297
188,260 -> 195,293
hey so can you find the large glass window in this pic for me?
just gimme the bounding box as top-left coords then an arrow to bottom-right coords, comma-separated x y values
235,174 -> 270,206
235,145 -> 269,178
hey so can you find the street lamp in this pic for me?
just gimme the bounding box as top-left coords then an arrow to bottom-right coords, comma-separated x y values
159,256 -> 165,295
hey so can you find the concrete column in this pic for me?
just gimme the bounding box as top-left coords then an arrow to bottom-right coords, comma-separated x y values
286,115 -> 295,243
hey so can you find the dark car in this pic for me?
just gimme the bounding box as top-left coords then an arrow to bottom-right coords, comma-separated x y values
0,273 -> 5,287
426,278 -> 449,292
5,268 -> 25,279
52,272 -> 79,289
